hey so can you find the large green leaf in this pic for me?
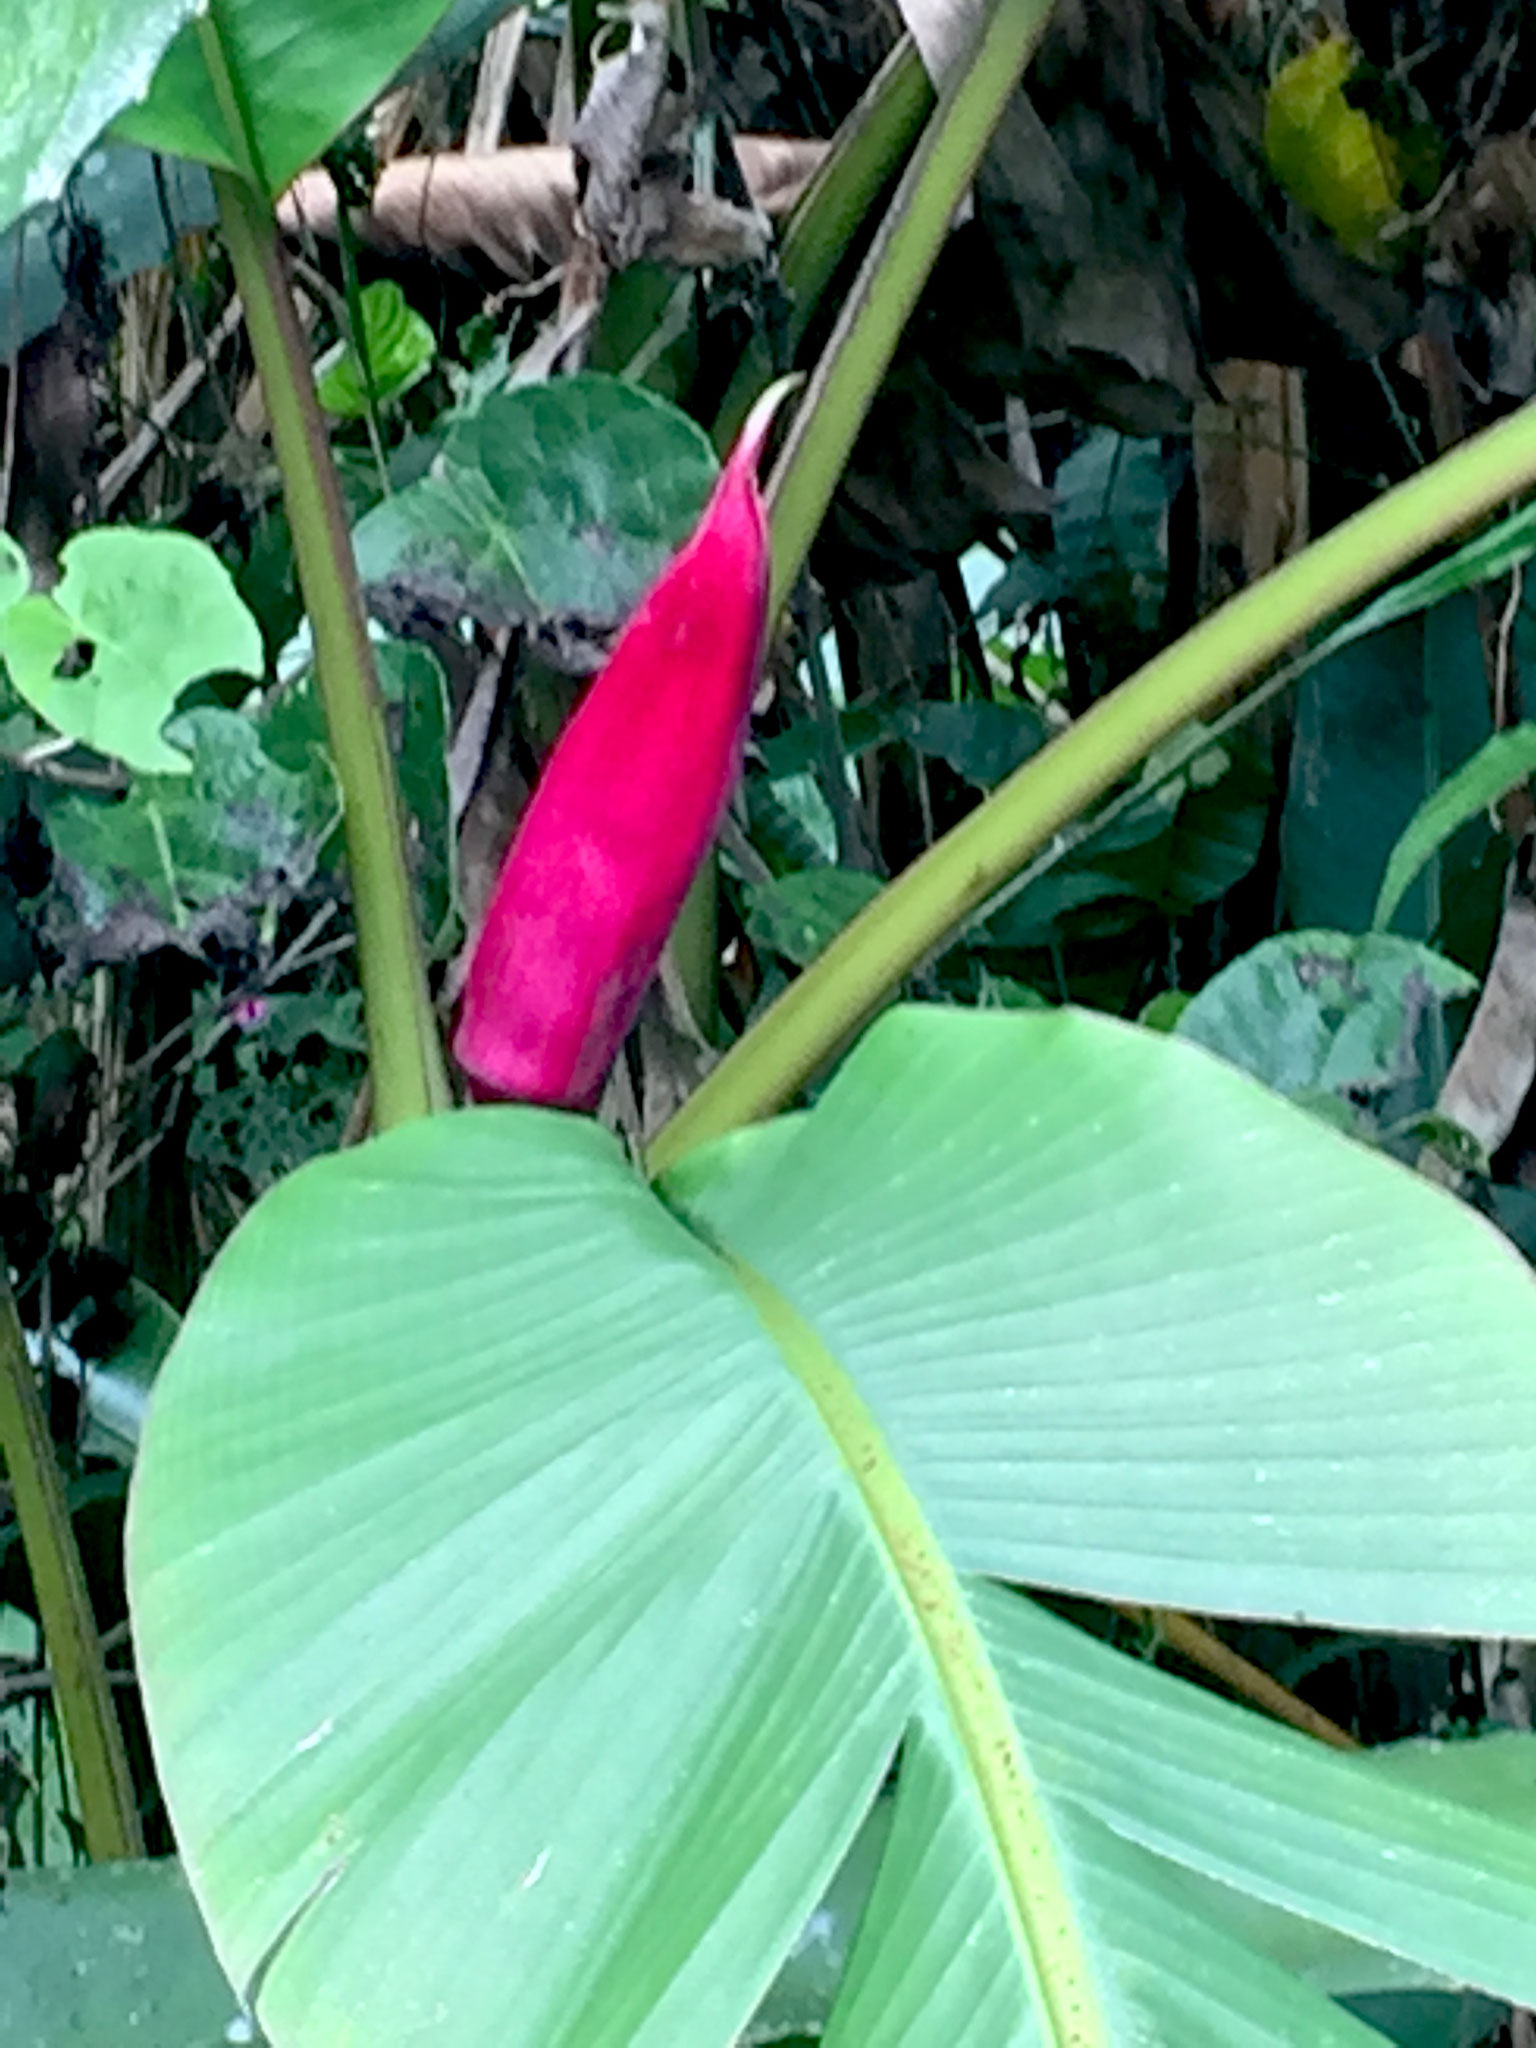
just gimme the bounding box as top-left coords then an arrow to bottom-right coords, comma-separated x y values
112,0 -> 459,199
0,0 -> 200,236
352,377 -> 719,635
128,1007 -> 1536,2044
0,1856 -> 247,2043
1175,930 -> 1476,1105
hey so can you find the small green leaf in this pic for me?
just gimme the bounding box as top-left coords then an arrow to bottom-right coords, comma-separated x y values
1376,723 -> 1536,931
747,867 -> 885,967
1138,989 -> 1191,1032
316,279 -> 436,417
0,528 -> 262,773
1176,929 -> 1476,1099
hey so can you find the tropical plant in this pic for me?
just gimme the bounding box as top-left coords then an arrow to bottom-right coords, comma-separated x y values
4,2 -> 1536,2046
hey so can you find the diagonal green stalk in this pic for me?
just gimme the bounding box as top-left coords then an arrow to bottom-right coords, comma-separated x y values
0,1266 -> 141,1859
774,37 -> 933,355
649,394 -> 1536,1173
199,20 -> 447,1130
711,36 -> 934,449
764,0 -> 1055,618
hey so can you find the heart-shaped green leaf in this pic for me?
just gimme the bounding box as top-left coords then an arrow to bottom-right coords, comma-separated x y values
351,376 -> 719,634
0,529 -> 262,773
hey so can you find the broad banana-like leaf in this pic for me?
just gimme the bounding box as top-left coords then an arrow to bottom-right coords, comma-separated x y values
128,1006 -> 1536,2045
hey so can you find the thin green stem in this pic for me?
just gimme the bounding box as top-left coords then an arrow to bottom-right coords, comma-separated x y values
711,37 -> 933,449
765,0 -> 1055,618
0,1267 -> 141,1859
650,395 -> 1536,1173
333,197 -> 392,498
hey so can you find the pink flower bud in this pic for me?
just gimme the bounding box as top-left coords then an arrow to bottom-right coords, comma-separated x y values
453,381 -> 795,1109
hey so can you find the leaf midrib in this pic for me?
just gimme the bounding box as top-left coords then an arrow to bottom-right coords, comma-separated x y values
713,1237 -> 1109,2048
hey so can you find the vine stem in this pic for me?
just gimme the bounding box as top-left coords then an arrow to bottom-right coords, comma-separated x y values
650,395 -> 1536,1173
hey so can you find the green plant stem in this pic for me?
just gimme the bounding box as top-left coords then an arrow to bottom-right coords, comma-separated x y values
214,169 -> 446,1128
333,197 -> 391,498
776,37 -> 933,353
712,37 -> 933,448
765,0 -> 1055,618
650,395 -> 1536,1173
1118,1607 -> 1358,1751
196,15 -> 446,1131
0,1268 -> 141,1859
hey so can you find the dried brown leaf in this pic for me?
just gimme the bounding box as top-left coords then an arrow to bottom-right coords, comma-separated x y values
279,138 -> 823,284
1437,889 -> 1536,1161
